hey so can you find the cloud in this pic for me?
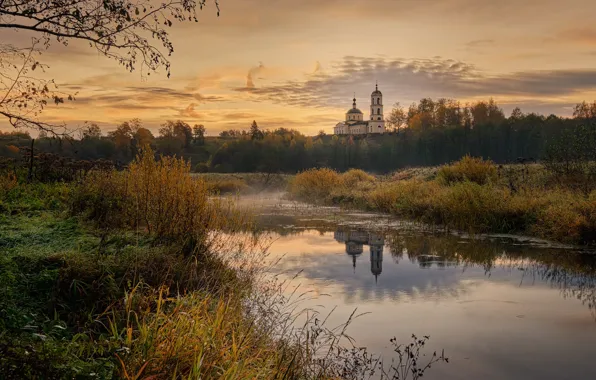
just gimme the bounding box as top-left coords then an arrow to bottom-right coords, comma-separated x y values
246,62 -> 265,89
465,39 -> 495,51
179,103 -> 203,118
223,112 -> 260,120
72,86 -> 223,113
233,56 -> 596,110
313,61 -> 322,74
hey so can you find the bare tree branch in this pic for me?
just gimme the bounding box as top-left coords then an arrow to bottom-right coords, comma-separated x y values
0,0 -> 219,133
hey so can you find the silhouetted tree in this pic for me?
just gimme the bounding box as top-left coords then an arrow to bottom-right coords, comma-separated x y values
0,0 -> 219,132
250,120 -> 263,140
193,124 -> 206,145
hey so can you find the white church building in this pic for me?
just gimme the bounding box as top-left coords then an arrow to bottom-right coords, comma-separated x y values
333,84 -> 386,135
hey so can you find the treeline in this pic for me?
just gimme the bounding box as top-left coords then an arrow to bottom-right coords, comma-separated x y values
1,99 -> 596,173
209,100 -> 596,173
0,119 -> 213,166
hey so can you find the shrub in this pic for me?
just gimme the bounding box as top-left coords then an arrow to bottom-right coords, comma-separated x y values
369,180 -> 439,218
288,168 -> 342,201
341,169 -> 375,187
71,147 -> 247,255
434,182 -> 513,232
437,155 -> 497,186
531,190 -> 596,244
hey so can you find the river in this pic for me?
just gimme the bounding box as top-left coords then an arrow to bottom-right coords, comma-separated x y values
240,194 -> 596,379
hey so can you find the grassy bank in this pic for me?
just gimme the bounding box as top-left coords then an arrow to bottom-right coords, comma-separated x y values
0,149 -> 446,379
288,157 -> 596,246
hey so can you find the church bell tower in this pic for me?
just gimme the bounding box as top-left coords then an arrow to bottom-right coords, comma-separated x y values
370,83 -> 385,133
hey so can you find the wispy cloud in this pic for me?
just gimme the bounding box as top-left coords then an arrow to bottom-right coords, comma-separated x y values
234,56 -> 596,109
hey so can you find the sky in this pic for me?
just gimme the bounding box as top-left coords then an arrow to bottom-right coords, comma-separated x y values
4,0 -> 596,135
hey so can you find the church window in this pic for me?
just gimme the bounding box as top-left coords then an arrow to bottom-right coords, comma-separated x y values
377,108 -> 380,114
377,117 -> 381,120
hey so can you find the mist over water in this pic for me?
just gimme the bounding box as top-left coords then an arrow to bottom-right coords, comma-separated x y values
250,195 -> 596,380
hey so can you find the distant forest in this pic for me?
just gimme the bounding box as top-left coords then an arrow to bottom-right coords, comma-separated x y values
1,98 -> 596,173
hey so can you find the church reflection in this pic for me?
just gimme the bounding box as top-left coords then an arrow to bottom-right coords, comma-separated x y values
334,229 -> 384,281
334,228 -> 460,281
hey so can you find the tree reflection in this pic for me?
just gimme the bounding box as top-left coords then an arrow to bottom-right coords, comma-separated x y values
386,232 -> 596,318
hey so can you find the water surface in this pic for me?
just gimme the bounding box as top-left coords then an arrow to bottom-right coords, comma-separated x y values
248,195 -> 596,379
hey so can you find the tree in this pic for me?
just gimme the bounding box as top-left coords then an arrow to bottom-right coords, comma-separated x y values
572,101 -> 596,119
81,123 -> 102,140
387,102 -> 407,133
510,107 -> 524,120
160,120 -> 192,148
250,120 -> 263,140
0,0 -> 219,132
108,121 -> 135,160
0,40 -> 71,133
193,124 -> 206,145
133,127 -> 154,149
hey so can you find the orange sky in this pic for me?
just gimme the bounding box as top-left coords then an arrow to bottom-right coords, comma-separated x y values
3,0 -> 596,136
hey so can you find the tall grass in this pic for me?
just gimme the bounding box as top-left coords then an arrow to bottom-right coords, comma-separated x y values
289,168 -> 343,201
2,151 -> 449,379
437,155 -> 497,185
70,147 -> 248,255
288,159 -> 596,246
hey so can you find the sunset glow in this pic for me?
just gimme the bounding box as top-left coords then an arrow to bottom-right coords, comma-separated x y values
3,0 -> 596,135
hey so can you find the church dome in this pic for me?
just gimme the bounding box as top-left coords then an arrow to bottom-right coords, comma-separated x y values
371,83 -> 382,96
347,108 -> 363,114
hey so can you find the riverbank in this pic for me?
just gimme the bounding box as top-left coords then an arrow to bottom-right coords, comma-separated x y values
0,150 -> 447,379
0,154 -> 302,378
287,158 -> 596,246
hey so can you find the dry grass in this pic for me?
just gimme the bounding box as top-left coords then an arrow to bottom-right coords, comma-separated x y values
71,147 -> 249,255
109,286 -> 301,379
341,169 -> 376,187
288,159 -> 596,246
437,155 -> 497,185
288,168 -> 342,201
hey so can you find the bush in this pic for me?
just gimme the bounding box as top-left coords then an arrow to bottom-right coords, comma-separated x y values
288,168 -> 342,201
531,190 -> 596,244
437,155 -> 497,186
369,180 -> 439,218
71,147 -> 246,254
434,182 -> 518,232
341,169 -> 375,187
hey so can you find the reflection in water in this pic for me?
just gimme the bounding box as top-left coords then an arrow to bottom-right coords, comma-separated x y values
328,226 -> 596,318
334,229 -> 384,280
251,200 -> 596,379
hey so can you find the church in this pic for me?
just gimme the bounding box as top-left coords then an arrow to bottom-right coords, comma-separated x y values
333,84 -> 386,135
